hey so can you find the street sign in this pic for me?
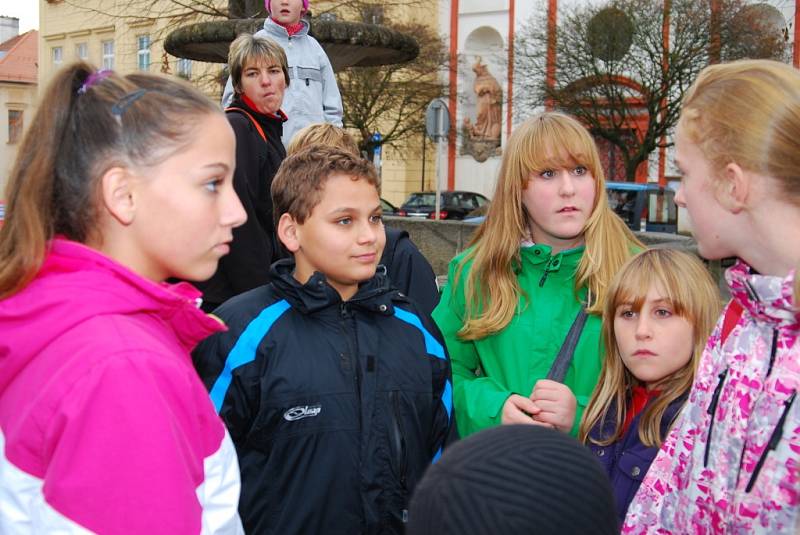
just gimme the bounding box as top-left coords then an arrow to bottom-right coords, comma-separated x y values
425,98 -> 450,141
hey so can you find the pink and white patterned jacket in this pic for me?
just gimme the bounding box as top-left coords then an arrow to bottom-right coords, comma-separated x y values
623,260 -> 800,534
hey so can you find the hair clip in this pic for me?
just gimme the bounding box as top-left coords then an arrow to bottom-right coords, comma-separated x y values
78,69 -> 113,95
111,89 -> 149,116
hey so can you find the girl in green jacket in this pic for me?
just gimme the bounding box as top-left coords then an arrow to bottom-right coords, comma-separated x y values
433,112 -> 642,437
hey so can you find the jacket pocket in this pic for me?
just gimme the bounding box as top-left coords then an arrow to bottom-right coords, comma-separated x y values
295,66 -> 323,83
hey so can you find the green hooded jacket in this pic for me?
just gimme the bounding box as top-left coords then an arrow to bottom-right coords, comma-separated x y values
433,244 -> 603,437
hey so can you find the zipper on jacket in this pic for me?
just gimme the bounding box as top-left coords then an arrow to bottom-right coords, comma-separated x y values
538,255 -> 559,287
389,391 -> 409,491
745,390 -> 796,493
704,367 -> 729,467
341,303 -> 363,434
767,329 -> 778,377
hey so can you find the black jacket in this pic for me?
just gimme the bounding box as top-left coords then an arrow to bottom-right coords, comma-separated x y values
380,227 -> 440,318
193,259 -> 455,535
196,97 -> 287,310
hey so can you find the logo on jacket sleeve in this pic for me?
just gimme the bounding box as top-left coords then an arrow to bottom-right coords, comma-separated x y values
283,404 -> 322,421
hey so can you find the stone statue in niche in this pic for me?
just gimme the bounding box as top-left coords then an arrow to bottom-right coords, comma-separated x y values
462,57 -> 503,162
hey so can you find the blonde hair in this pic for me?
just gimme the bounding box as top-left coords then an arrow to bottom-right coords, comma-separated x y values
579,249 -> 721,447
228,33 -> 289,94
287,123 -> 360,157
679,59 -> 800,302
455,111 -> 643,340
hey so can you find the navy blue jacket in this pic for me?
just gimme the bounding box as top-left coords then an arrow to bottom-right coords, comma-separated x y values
587,393 -> 687,522
193,259 -> 455,535
381,227 -> 439,318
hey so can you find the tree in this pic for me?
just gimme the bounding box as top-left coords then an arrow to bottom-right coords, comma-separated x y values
515,0 -> 789,181
336,19 -> 447,155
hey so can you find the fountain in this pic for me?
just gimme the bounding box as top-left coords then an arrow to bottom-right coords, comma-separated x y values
164,0 -> 420,70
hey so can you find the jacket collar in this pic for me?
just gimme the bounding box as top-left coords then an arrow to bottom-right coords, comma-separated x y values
264,16 -> 310,38
726,259 -> 799,328
230,95 -> 287,124
270,258 -> 398,315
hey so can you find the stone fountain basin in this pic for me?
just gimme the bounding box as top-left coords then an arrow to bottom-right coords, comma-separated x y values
165,18 -> 419,70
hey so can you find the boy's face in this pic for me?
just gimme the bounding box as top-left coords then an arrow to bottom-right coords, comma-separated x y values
269,0 -> 305,25
285,173 -> 386,301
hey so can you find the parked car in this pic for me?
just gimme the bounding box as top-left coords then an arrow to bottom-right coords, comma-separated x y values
380,198 -> 398,215
397,191 -> 490,220
606,181 -> 677,233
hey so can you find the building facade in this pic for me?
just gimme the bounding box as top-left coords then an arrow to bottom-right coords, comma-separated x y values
438,0 -> 800,198
39,0 -> 221,94
0,18 -> 37,195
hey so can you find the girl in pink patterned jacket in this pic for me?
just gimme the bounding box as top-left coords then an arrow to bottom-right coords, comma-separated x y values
623,60 -> 800,534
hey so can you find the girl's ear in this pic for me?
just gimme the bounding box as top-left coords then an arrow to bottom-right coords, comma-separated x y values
277,213 -> 301,252
718,163 -> 750,214
100,167 -> 136,225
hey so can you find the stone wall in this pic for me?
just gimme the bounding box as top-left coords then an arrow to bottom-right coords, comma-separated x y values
383,216 -> 729,297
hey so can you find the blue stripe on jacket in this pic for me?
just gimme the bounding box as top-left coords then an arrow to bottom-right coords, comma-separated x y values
393,307 -> 453,462
209,299 -> 291,413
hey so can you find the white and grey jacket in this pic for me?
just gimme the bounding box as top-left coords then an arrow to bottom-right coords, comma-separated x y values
222,17 -> 343,146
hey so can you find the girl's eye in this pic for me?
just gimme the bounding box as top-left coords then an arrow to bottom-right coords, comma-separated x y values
573,165 -> 588,176
204,179 -> 222,193
655,308 -> 673,318
336,217 -> 352,225
540,169 -> 555,179
369,214 -> 383,224
618,309 -> 635,319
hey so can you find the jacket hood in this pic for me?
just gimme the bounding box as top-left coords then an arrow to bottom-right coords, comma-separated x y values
0,238 -> 225,393
269,258 -> 398,315
726,259 -> 800,328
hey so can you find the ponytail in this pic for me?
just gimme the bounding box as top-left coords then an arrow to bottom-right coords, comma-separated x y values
0,62 -> 220,298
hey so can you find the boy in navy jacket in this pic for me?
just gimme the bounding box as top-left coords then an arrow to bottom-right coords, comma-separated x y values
193,146 -> 454,535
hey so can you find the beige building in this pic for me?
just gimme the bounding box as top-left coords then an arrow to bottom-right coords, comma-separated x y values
0,21 -> 37,196
39,0 -> 222,95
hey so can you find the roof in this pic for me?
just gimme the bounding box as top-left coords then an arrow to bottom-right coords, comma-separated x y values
0,30 -> 37,84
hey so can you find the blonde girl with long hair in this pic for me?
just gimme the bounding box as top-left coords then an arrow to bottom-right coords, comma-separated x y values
580,249 -> 720,522
623,59 -> 800,534
433,111 -> 642,437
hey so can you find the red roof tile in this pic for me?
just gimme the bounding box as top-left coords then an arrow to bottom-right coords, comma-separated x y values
0,30 -> 38,84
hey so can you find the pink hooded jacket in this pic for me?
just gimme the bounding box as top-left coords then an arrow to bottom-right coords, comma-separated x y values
623,260 -> 800,534
0,238 -> 243,534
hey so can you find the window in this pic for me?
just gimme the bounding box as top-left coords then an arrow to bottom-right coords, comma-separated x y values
52,46 -> 63,67
8,110 -> 23,144
76,42 -> 88,61
102,40 -> 114,70
176,57 -> 192,79
137,35 -> 151,71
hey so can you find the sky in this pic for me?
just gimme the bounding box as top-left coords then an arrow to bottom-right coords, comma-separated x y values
1,3 -> 39,33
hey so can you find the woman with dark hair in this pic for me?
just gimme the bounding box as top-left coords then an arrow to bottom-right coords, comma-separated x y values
198,33 -> 289,311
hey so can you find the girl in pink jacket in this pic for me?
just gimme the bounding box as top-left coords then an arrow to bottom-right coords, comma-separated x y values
623,60 -> 800,533
0,63 -> 247,533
